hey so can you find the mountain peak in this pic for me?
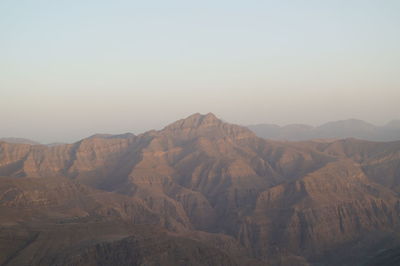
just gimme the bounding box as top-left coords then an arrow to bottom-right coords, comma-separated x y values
203,112 -> 218,120
164,113 -> 221,131
161,113 -> 255,140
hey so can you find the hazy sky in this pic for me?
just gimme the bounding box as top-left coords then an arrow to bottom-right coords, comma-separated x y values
1,0 -> 400,143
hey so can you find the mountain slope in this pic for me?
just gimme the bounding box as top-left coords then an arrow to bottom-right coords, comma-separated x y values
0,177 -> 253,266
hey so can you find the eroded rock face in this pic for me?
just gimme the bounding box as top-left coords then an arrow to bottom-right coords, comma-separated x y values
53,231 -> 242,266
1,113 -> 400,265
0,177 -> 252,266
249,160 -> 400,259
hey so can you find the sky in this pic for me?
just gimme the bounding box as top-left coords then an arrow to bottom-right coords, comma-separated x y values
1,0 -> 400,143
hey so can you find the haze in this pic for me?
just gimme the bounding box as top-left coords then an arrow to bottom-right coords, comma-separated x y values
1,0 -> 399,143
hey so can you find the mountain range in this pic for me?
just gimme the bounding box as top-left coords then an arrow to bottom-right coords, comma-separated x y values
247,119 -> 400,141
1,113 -> 400,265
0,137 -> 41,145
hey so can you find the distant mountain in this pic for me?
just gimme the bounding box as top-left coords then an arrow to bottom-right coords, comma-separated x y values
46,142 -> 68,147
386,119 -> 400,129
0,137 -> 40,145
1,113 -> 400,265
248,119 -> 400,141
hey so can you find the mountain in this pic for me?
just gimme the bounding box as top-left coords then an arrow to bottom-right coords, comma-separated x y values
1,113 -> 400,265
0,137 -> 40,145
0,137 -> 67,146
385,120 -> 400,130
248,119 -> 400,141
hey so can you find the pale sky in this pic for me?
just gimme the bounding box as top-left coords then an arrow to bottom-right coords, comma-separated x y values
1,0 -> 400,143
